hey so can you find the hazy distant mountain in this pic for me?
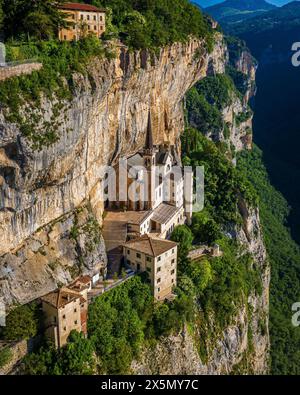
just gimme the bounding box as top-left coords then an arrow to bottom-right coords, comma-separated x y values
192,0 -> 294,7
228,0 -> 300,247
205,0 -> 277,24
229,1 -> 300,55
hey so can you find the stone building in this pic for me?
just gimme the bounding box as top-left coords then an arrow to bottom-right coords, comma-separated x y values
41,276 -> 91,348
123,235 -> 178,300
58,2 -> 106,41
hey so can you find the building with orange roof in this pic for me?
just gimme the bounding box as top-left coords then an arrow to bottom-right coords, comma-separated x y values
123,235 -> 178,300
41,285 -> 88,348
58,2 -> 106,41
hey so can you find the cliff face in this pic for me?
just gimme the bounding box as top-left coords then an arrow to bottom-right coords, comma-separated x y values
0,35 -> 225,307
0,32 -> 269,375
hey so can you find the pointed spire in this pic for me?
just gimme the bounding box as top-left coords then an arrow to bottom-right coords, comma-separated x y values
145,110 -> 154,151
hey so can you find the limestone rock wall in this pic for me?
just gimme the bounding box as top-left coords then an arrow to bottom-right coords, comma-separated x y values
0,34 -> 225,307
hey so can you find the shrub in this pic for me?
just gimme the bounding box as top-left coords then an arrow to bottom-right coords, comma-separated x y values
0,347 -> 12,369
2,303 -> 41,341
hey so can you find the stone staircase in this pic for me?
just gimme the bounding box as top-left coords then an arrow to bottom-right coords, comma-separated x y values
102,212 -> 128,278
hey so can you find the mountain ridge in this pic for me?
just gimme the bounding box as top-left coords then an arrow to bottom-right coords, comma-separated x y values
205,0 -> 277,25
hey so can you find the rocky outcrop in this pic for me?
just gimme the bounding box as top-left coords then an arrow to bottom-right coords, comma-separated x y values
0,34 -> 225,307
234,49 -> 257,104
0,204 -> 107,308
222,94 -> 253,152
221,45 -> 256,152
236,201 -> 270,373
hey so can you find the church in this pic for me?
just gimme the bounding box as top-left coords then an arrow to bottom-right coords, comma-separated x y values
108,111 -> 192,239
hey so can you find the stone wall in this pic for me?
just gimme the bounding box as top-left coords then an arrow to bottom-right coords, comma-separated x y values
0,340 -> 28,375
0,63 -> 42,81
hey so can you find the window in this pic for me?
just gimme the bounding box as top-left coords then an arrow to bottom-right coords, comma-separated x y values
127,250 -> 130,255
147,267 -> 151,273
127,259 -> 131,266
157,278 -> 161,284
74,308 -> 77,313
87,15 -> 90,20
137,263 -> 141,272
64,35 -> 67,40
136,253 -> 141,259
157,287 -> 161,293
146,256 -> 152,263
64,327 -> 66,331
88,25 -> 90,30
172,279 -> 175,284
74,320 -> 78,325
157,267 -> 161,273
94,25 -> 97,31
158,256 -> 161,262
94,15 -> 97,21
172,249 -> 175,254
171,269 -> 175,275
81,15 -> 83,20
63,314 -> 66,319
171,259 -> 175,264
100,16 -> 103,21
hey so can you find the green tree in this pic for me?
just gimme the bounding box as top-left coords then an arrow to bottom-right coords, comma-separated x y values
171,225 -> 194,268
171,225 -> 193,252
3,0 -> 68,39
192,211 -> 221,245
22,342 -> 60,375
188,258 -> 213,293
3,303 -> 41,341
60,331 -> 95,375
0,347 -> 12,369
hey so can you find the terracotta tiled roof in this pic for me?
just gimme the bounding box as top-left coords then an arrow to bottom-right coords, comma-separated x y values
69,276 -> 91,292
123,235 -> 177,257
59,2 -> 106,13
41,287 -> 84,309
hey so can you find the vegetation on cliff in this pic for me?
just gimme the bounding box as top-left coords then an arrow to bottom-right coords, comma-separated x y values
22,276 -> 194,374
95,0 -> 214,50
0,0 -> 214,150
0,36 -> 108,150
238,146 -> 300,375
1,0 -> 213,49
181,128 -> 257,224
186,73 -> 252,152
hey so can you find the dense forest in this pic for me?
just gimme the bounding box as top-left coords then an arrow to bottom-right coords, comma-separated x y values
238,147 -> 300,375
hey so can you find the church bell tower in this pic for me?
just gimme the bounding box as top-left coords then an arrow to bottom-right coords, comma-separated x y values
143,111 -> 157,210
